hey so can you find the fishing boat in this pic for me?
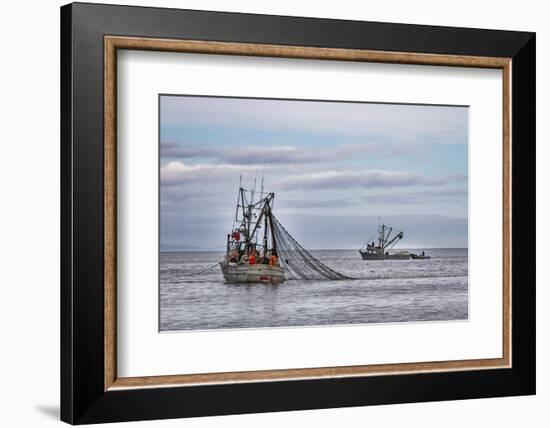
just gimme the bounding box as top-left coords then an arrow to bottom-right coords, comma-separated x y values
221,179 -> 350,283
359,221 -> 411,260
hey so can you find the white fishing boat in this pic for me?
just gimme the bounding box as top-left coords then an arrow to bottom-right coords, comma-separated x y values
359,221 -> 411,260
221,179 -> 349,283
221,182 -> 286,284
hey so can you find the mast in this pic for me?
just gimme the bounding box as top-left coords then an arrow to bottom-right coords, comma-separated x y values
234,174 -> 242,224
229,183 -> 280,258
267,205 -> 277,254
240,187 -> 246,225
378,221 -> 384,253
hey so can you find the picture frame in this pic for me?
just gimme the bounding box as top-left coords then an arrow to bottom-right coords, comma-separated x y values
60,2 -> 535,424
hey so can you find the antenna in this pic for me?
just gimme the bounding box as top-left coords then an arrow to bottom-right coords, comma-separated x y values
234,174 -> 243,225
378,216 -> 382,248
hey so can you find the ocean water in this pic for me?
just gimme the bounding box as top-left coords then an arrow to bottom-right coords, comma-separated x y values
160,249 -> 468,331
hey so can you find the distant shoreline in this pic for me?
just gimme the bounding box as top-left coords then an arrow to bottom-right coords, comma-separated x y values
160,247 -> 468,253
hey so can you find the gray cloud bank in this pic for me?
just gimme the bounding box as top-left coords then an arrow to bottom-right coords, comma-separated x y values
275,170 -> 466,190
161,160 -> 465,192
161,141 -> 426,165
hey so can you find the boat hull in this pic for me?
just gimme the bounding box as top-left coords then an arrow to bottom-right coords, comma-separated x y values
220,263 -> 285,284
359,251 -> 411,260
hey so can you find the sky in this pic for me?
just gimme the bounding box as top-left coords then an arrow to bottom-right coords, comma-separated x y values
160,95 -> 468,250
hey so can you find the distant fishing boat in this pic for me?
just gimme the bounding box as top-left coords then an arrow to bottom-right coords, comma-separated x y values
221,179 -> 349,283
359,221 -> 411,260
411,253 -> 431,260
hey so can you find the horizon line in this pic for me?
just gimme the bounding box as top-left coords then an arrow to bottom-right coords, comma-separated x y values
160,246 -> 469,253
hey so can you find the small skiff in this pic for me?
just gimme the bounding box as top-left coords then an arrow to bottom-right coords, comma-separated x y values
411,254 -> 431,260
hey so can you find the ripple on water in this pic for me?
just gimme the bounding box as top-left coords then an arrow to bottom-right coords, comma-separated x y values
160,248 -> 468,331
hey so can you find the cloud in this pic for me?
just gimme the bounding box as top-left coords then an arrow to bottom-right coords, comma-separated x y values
160,141 -> 406,165
222,145 -> 320,164
161,161 -> 241,187
277,198 -> 358,209
274,188 -> 467,211
160,161 -> 277,188
161,161 -> 466,199
275,170 -> 466,190
364,189 -> 467,205
161,141 -> 215,158
220,143 -> 392,165
160,186 -> 221,205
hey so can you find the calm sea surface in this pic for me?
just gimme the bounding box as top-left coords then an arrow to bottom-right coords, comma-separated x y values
160,249 -> 468,331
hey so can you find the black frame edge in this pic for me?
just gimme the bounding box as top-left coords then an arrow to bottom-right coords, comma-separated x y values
60,3 -> 74,425
510,33 -> 536,393
71,1 -> 533,57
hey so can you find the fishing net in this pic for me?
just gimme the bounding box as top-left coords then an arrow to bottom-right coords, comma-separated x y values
270,214 -> 351,281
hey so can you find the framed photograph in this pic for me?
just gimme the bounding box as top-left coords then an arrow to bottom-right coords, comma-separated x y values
60,2 -> 535,424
